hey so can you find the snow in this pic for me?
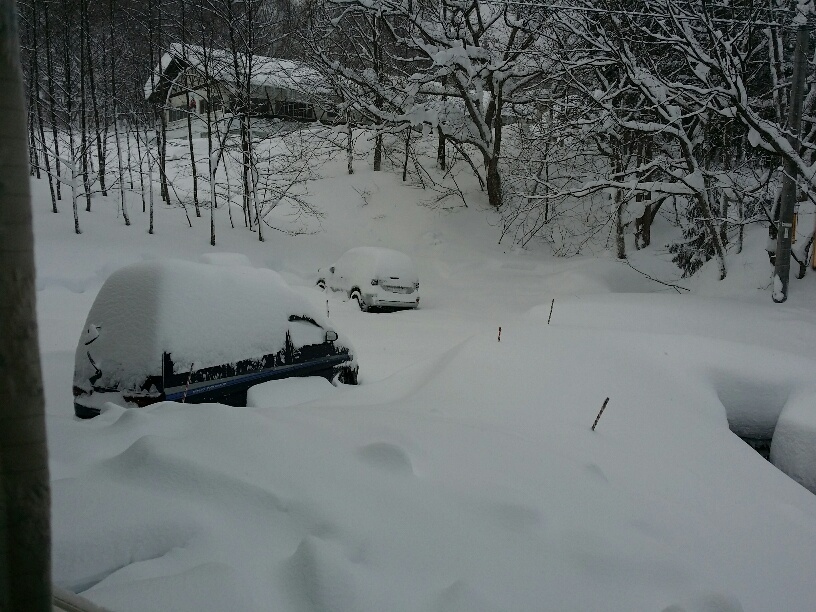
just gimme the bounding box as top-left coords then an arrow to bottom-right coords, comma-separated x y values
198,252 -> 252,267
794,0 -> 815,25
327,246 -> 418,285
773,273 -> 784,302
33,129 -> 816,612
771,390 -> 816,492
145,43 -> 328,101
246,376 -> 337,408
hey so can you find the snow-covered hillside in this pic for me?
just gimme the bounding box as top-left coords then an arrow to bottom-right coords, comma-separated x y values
35,135 -> 816,612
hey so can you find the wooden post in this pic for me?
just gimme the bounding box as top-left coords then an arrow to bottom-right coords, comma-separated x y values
592,398 -> 610,432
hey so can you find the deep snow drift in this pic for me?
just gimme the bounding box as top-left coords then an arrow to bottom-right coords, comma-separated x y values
34,130 -> 816,612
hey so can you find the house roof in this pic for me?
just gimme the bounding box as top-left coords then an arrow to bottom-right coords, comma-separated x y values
145,43 -> 329,103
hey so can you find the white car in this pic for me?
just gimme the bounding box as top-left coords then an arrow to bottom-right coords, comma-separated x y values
318,247 -> 420,311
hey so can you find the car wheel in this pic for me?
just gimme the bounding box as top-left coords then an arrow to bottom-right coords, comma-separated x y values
317,279 -> 326,289
350,290 -> 368,312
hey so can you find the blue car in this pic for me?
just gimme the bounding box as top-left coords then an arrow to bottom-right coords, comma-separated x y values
73,259 -> 357,418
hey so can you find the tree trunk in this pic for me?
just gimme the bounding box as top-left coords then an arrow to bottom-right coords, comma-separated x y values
146,0 -> 156,213
372,14 -> 383,172
180,1 -> 199,217
146,126 -> 155,234
30,0 -> 57,213
61,0 -> 80,233
86,19 -> 106,196
486,157 -> 502,208
614,154 -> 626,259
402,128 -> 411,181
36,93 -> 57,213
69,158 -> 81,234
0,1 -> 52,607
347,120 -> 354,175
186,95 -> 200,217
250,146 -> 263,242
113,106 -> 129,226
698,190 -> 728,280
125,118 -> 134,190
241,118 -> 252,227
25,5 -> 40,180
133,117 -> 146,213
205,73 -> 216,245
373,132 -> 383,171
437,125 -> 446,170
159,111 -> 169,203
635,205 -> 652,249
737,196 -> 744,255
634,140 -> 655,249
485,94 -> 504,209
109,0 -> 128,226
43,0 -> 61,201
80,0 -> 91,212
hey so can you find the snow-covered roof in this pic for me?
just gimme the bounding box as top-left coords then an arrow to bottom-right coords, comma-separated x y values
145,43 -> 329,102
336,247 -> 418,283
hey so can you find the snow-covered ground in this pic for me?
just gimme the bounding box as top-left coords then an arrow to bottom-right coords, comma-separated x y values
36,132 -> 816,611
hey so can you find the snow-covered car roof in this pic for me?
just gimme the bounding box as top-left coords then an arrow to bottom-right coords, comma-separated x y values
339,247 -> 418,281
75,259 -> 344,391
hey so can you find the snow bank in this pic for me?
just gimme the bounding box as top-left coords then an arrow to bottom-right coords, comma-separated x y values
52,321 -> 816,612
198,252 -> 252,267
246,376 -> 336,408
771,391 -> 816,494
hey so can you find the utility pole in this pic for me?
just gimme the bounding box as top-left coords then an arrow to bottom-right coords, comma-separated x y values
773,23 -> 809,303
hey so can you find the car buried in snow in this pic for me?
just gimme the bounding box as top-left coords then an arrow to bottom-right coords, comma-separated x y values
317,247 -> 420,311
72,259 -> 358,418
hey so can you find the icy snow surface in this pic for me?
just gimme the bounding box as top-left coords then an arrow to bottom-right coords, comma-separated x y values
33,133 -> 816,612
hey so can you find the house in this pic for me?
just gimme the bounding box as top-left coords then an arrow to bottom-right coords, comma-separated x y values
144,43 -> 338,127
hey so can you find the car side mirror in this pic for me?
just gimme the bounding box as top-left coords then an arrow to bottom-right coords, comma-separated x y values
325,331 -> 338,343
330,267 -> 335,274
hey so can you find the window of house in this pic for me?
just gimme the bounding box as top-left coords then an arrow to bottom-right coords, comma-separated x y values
168,107 -> 187,122
275,101 -> 316,120
251,98 -> 272,114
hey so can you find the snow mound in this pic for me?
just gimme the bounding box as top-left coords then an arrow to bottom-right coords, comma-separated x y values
52,323 -> 816,611
661,591 -> 744,612
770,391 -> 816,494
199,252 -> 253,267
246,376 -> 336,408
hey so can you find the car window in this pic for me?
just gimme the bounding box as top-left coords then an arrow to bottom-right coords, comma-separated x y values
289,319 -> 327,347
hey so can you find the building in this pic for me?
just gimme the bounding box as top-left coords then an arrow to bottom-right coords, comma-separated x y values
144,43 -> 338,128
